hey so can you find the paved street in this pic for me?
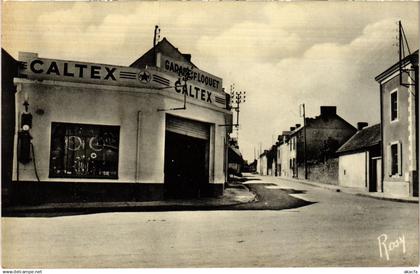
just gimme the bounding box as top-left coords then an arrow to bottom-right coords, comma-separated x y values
2,175 -> 419,268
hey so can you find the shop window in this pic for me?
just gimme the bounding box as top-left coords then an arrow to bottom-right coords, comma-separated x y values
49,122 -> 120,179
390,90 -> 398,122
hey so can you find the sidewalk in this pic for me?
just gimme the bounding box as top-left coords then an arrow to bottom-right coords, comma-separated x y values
280,176 -> 419,203
2,185 -> 256,216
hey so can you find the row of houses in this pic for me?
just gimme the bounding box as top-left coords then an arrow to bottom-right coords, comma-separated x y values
257,106 -> 357,181
257,50 -> 418,198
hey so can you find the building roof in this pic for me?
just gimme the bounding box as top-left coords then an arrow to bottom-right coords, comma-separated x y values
289,114 -> 356,137
375,50 -> 418,83
336,124 -> 381,154
130,37 -> 197,69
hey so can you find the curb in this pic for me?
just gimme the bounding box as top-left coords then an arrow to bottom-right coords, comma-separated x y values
277,176 -> 418,204
280,177 -> 341,192
355,193 -> 419,204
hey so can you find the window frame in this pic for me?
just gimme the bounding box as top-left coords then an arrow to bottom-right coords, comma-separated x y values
49,122 -> 120,179
390,89 -> 399,123
388,141 -> 402,177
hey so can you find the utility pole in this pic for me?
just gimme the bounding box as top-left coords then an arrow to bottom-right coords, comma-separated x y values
230,84 -> 246,139
153,25 -> 160,66
153,25 -> 160,48
300,103 -> 308,179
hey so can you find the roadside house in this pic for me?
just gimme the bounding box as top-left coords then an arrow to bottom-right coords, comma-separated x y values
336,123 -> 381,192
375,50 -> 418,197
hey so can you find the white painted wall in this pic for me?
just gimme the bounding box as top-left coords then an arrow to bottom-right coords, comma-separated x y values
383,181 -> 410,196
280,143 -> 290,177
259,156 -> 267,175
256,159 -> 260,175
338,152 -> 367,189
13,79 -> 230,185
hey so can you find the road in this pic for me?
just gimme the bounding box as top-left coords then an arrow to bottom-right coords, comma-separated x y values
2,175 -> 419,268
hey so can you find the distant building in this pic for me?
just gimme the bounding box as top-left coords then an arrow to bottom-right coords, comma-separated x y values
288,106 -> 357,181
257,106 -> 356,183
288,125 -> 300,178
336,123 -> 381,191
228,138 -> 244,177
243,159 -> 257,173
375,50 -> 418,197
267,144 -> 277,176
258,150 -> 268,176
278,131 -> 292,177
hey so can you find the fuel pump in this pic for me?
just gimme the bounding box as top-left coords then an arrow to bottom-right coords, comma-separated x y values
17,100 -> 33,164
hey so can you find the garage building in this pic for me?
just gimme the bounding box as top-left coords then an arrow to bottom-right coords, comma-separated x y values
11,39 -> 232,204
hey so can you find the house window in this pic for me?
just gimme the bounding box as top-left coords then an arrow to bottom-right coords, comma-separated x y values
389,142 -> 402,176
390,90 -> 398,122
49,122 -> 120,179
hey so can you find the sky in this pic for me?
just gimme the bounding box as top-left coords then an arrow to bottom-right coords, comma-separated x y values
2,2 -> 419,161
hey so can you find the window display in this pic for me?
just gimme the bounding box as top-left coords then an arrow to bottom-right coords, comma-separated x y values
49,122 -> 119,178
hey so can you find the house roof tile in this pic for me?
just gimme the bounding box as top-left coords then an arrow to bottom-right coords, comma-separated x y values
336,124 -> 381,154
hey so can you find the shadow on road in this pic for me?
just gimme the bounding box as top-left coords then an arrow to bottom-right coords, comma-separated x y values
3,180 -> 316,217
229,183 -> 315,210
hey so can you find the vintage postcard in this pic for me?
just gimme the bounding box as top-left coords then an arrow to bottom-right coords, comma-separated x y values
1,1 -> 419,272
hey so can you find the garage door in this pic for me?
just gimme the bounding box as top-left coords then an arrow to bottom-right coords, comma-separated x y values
166,114 -> 210,140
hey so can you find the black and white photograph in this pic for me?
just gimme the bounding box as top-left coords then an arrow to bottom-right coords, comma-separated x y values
1,1 -> 419,271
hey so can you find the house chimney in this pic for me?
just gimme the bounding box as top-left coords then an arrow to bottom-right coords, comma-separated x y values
295,124 -> 301,128
290,127 -> 295,131
282,131 -> 291,141
182,54 -> 192,62
357,122 -> 369,130
320,106 -> 337,116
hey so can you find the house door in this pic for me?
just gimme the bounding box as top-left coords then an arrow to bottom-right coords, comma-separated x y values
370,157 -> 382,192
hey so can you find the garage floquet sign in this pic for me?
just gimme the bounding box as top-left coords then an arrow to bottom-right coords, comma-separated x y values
159,54 -> 223,94
18,52 -> 227,109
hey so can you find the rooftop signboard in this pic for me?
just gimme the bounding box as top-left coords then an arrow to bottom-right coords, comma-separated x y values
158,54 -> 223,94
18,52 -> 227,110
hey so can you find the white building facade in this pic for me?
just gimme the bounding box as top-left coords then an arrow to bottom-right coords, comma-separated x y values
12,49 -> 232,203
